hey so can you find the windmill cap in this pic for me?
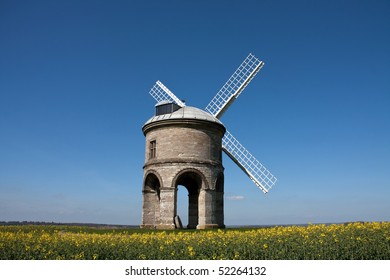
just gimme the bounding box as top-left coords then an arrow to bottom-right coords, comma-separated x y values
144,106 -> 223,126
155,100 -> 171,106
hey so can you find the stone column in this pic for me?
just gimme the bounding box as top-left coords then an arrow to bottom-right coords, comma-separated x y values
141,190 -> 159,229
156,188 -> 176,229
215,190 -> 225,228
197,189 -> 218,229
187,192 -> 198,229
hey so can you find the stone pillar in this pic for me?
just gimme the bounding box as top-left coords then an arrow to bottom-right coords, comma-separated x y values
156,188 -> 176,229
215,190 -> 225,228
187,192 -> 198,229
141,189 -> 160,229
197,189 -> 218,229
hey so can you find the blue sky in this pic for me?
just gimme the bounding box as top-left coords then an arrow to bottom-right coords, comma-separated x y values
1,0 -> 389,226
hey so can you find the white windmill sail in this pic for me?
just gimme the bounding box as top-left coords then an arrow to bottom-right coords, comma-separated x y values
204,53 -> 277,194
222,130 -> 277,193
149,80 -> 185,107
205,53 -> 264,119
148,53 -> 277,195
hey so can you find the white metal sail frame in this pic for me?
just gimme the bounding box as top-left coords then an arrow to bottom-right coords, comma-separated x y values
149,80 -> 185,107
222,130 -> 277,194
205,53 -> 264,119
148,53 -> 277,195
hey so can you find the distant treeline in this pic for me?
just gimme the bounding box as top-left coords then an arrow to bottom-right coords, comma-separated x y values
0,221 -> 138,229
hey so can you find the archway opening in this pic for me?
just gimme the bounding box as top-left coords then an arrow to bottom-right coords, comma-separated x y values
175,171 -> 202,229
142,173 -> 161,228
176,185 -> 189,227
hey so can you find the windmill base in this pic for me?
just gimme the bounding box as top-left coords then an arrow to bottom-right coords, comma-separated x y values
155,224 -> 176,230
139,224 -> 155,229
196,224 -> 221,230
140,224 -> 176,230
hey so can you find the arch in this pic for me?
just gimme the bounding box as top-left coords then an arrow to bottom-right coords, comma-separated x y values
171,168 -> 209,190
143,170 -> 163,192
141,171 -> 162,229
215,172 -> 224,193
172,169 -> 205,229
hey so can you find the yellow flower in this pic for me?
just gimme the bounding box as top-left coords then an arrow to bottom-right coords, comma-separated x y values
188,246 -> 195,257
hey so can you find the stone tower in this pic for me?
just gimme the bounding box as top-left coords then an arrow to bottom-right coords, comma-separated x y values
141,102 -> 226,229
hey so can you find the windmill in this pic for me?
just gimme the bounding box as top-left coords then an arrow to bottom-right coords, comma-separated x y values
141,53 -> 277,229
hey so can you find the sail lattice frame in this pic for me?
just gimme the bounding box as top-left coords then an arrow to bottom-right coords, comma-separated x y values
222,130 -> 277,193
205,53 -> 264,119
149,80 -> 185,107
147,53 -> 278,195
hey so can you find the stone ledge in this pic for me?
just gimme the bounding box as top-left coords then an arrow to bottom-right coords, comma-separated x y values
143,118 -> 226,136
144,158 -> 222,169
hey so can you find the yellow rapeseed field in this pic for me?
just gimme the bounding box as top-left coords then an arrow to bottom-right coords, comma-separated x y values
0,222 -> 389,260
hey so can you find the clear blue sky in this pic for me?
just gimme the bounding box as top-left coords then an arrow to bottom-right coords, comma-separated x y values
1,0 -> 389,226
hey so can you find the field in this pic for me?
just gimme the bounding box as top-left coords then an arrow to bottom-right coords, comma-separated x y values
0,222 -> 389,260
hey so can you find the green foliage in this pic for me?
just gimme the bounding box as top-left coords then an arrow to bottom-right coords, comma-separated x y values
0,222 -> 389,260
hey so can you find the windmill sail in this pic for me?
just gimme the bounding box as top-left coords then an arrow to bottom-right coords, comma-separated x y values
204,53 -> 277,194
149,80 -> 185,107
205,53 -> 264,119
148,53 -> 277,195
222,130 -> 277,194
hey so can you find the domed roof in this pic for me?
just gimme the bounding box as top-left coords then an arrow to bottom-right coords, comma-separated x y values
144,106 -> 223,126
